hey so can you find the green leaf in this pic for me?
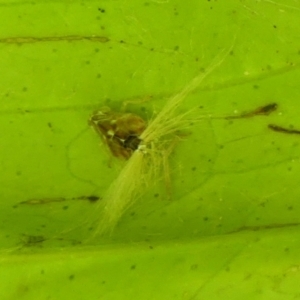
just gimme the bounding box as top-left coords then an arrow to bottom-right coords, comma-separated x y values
1,0 -> 300,299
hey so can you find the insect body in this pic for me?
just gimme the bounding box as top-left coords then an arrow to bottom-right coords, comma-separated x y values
89,107 -> 147,160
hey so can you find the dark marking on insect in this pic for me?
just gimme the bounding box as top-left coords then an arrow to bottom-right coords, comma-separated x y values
123,135 -> 142,151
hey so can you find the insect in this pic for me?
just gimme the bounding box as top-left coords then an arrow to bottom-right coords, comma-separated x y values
89,107 -> 147,160
88,47 -> 278,236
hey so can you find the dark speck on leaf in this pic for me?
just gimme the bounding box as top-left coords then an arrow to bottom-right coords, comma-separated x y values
87,195 -> 100,202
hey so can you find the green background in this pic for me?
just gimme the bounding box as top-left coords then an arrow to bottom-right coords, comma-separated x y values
1,0 -> 300,299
